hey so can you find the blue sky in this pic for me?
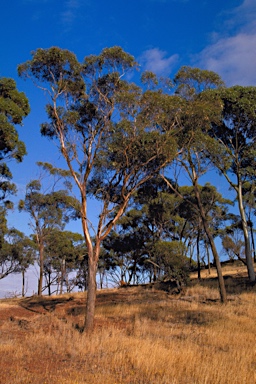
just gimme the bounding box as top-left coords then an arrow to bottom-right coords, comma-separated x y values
1,0 -> 256,236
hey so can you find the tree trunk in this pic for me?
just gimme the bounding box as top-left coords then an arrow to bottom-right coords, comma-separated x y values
22,270 -> 25,297
38,241 -> 44,296
250,224 -> 256,263
196,230 -> 201,280
84,253 -> 97,331
47,271 -> 51,296
60,258 -> 65,295
237,183 -> 255,281
206,243 -> 211,275
204,226 -> 227,303
193,179 -> 227,303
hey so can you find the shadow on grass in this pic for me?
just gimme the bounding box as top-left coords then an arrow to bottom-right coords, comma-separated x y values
191,275 -> 256,295
19,296 -> 75,314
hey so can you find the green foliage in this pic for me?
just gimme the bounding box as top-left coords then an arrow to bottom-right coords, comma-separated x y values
0,77 -> 29,205
174,66 -> 225,100
0,218 -> 35,280
19,179 -> 80,232
18,47 -> 84,98
0,77 -> 29,162
152,240 -> 190,284
45,229 -> 84,270
209,86 -> 256,179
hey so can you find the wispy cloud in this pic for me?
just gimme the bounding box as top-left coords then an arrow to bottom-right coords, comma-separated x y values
139,48 -> 179,76
196,0 -> 256,86
61,0 -> 81,28
197,33 -> 256,86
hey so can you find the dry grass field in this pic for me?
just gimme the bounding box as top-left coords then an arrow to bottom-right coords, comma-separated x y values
0,263 -> 255,383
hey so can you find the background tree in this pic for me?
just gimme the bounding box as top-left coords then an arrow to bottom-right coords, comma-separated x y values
18,46 -> 180,330
208,86 -> 256,281
44,229 -> 84,295
0,77 -> 29,205
19,179 -> 79,295
6,229 -> 35,296
0,208 -> 21,280
103,177 -> 194,285
151,240 -> 189,287
162,66 -> 228,302
0,77 -> 30,282
242,182 -> 256,262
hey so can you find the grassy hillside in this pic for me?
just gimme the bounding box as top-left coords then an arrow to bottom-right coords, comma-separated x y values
0,263 -> 255,383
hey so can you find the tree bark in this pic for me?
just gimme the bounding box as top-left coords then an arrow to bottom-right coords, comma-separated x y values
193,179 -> 227,303
22,270 -> 25,297
84,248 -> 98,332
196,230 -> 201,280
60,258 -> 66,295
206,243 -> 211,275
250,224 -> 256,263
237,183 -> 255,281
38,241 -> 44,296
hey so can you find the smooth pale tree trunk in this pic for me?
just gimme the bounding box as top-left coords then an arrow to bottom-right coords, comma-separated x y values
81,198 -> 100,331
206,243 -> 211,275
84,247 -> 99,331
38,241 -> 44,296
193,179 -> 227,303
60,259 -> 66,295
237,183 -> 255,281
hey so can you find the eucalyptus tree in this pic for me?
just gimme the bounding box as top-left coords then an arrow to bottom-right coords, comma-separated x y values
18,46 -> 180,330
102,175 -> 189,285
19,179 -> 79,295
102,209 -> 151,285
0,77 -> 29,206
208,86 -> 256,281
162,66 -> 228,302
5,229 -> 35,296
0,208 -> 20,279
44,229 -> 84,295
242,183 -> 256,262
0,78 -> 30,275
0,219 -> 35,297
178,184 -> 232,279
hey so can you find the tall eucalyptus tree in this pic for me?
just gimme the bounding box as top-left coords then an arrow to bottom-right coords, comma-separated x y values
208,86 -> 256,281
18,47 -> 180,330
162,66 -> 228,302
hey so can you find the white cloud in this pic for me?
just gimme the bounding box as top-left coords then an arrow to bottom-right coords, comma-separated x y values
196,0 -> 256,86
232,0 -> 256,32
197,33 -> 256,86
139,48 -> 179,76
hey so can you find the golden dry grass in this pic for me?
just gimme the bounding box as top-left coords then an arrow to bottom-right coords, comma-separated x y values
0,269 -> 255,383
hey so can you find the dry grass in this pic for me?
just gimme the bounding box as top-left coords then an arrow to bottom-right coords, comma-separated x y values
0,268 -> 256,383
